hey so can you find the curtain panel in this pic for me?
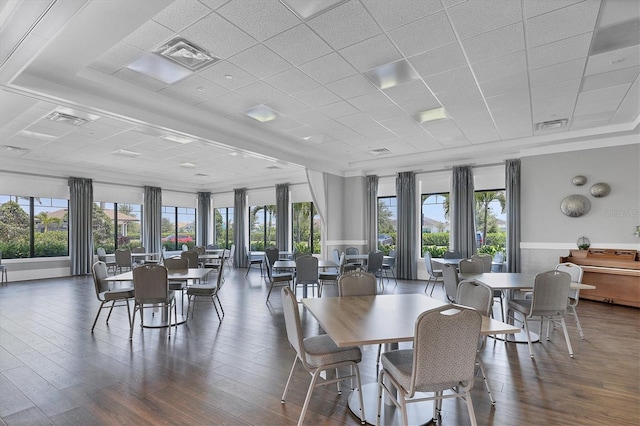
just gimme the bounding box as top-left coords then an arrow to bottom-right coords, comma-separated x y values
68,177 -> 93,275
197,192 -> 210,246
506,159 -> 521,272
395,172 -> 417,280
451,166 -> 476,258
276,184 -> 289,251
366,175 -> 378,252
306,169 -> 328,257
143,186 -> 162,255
234,188 -> 247,268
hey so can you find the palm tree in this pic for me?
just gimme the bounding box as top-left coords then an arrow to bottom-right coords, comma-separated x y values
475,191 -> 506,246
35,212 -> 62,232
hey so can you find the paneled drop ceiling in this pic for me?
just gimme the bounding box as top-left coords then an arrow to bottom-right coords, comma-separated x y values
0,0 -> 638,192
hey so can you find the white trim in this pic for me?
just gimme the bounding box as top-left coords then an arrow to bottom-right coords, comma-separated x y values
326,240 -> 368,246
521,242 -> 640,250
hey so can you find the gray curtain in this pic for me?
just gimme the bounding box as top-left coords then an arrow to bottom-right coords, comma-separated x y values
366,175 -> 378,252
506,159 -> 521,272
234,188 -> 247,268
395,172 -> 417,280
143,186 -> 162,255
306,169 -> 328,257
276,183 -> 289,250
68,177 -> 93,275
197,192 -> 210,246
451,166 -> 476,259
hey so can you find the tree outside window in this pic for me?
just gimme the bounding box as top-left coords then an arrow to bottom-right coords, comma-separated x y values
249,205 -> 276,251
378,197 -> 397,255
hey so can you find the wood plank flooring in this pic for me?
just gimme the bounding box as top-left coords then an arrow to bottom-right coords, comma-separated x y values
1,267 -> 638,425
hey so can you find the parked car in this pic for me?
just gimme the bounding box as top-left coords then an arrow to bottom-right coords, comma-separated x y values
162,234 -> 193,243
378,234 -> 393,245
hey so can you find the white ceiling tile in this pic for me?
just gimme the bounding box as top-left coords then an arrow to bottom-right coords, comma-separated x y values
198,0 -> 228,10
424,66 -> 477,94
531,95 -> 577,122
366,105 -> 407,121
391,123 -> 427,138
263,24 -> 332,66
159,75 -> 228,104
531,78 -> 581,101
198,61 -> 257,90
610,93 -> 639,123
123,20 -> 175,51
448,0 -> 522,40
338,34 -> 403,72
181,13 -> 257,59
493,105 -> 533,127
486,90 -> 531,111
265,116 -> 303,131
462,22 -> 525,64
498,124 -> 533,139
574,97 -> 622,115
379,115 -> 417,130
325,74 -> 378,99
265,68 -> 319,94
217,0 -> 299,41
526,1 -> 600,48
472,51 -> 528,82
90,43 -> 145,75
294,86 -> 342,108
528,58 -> 586,87
363,0 -> 442,31
421,119 -> 464,139
387,11 -> 457,57
383,80 -> 438,111
289,109 -> 331,126
409,42 -> 467,78
480,72 -> 529,97
528,32 -> 593,70
235,80 -> 287,105
443,98 -> 489,120
228,44 -> 292,79
265,96 -> 310,115
404,133 -> 442,150
578,83 -> 632,104
348,92 -> 395,112
317,101 -> 360,119
197,92 -> 254,116
113,68 -> 169,91
523,0 -> 585,19
581,66 -> 640,92
584,45 -> 640,75
152,0 -> 212,32
354,123 -> 396,141
437,85 -> 484,105
571,110 -> 616,125
597,0 -> 640,27
314,119 -> 349,135
307,0 -> 382,50
299,52 -> 358,84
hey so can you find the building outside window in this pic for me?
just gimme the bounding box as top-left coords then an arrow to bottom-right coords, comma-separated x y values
214,207 -> 234,249
162,206 -> 196,251
0,195 -> 69,259
93,202 -> 142,253
291,201 -> 320,254
249,205 -> 276,251
377,196 -> 397,255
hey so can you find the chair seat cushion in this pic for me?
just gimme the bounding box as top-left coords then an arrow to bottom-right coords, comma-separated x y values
103,288 -> 134,300
187,285 -> 216,296
137,291 -> 175,304
303,334 -> 361,368
508,298 -> 531,314
169,280 -> 186,290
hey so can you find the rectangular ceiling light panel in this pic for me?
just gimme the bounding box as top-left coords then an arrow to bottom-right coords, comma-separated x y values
365,59 -> 420,90
244,105 -> 279,122
280,0 -> 347,19
127,52 -> 193,84
415,107 -> 448,123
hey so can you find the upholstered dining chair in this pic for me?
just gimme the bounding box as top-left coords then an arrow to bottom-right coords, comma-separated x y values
318,248 -> 340,296
264,246 -> 279,267
264,252 -> 293,303
114,248 -> 133,273
381,249 -> 397,286
442,263 -> 460,303
280,286 -> 366,426
458,258 -> 485,274
294,255 -> 319,299
130,264 -> 176,340
377,305 -> 482,426
164,256 -> 189,315
245,248 -> 264,276
366,251 -> 384,291
471,253 -> 493,273
181,250 -> 200,269
0,250 -> 6,285
187,255 -> 226,321
556,262 -> 586,339
443,250 -> 462,259
423,251 -> 443,296
96,247 -> 116,274
91,261 -> 134,333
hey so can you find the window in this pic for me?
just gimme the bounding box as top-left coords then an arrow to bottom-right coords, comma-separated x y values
291,201 -> 320,254
377,196 -> 397,254
93,202 -> 142,253
162,206 -> 196,251
0,195 -> 69,259
421,193 -> 450,257
249,205 -> 276,250
214,207 -> 234,249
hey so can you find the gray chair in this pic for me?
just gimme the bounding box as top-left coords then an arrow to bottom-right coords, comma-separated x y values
345,246 -> 362,267
264,253 -> 293,303
280,286 -> 366,426
381,249 -> 397,286
187,255 -> 226,321
226,244 -> 235,270
131,246 -> 146,266
96,247 -> 116,274
508,270 -> 574,358
424,251 -> 443,296
471,253 -> 493,273
491,251 -> 505,272
294,255 -> 319,299
443,250 -> 462,259
181,250 -> 200,269
442,263 -> 460,302
245,248 -> 264,276
456,279 -> 496,405
0,250 -> 8,285
366,251 -> 384,291
459,258 -> 485,274
318,248 -> 340,296
264,246 -> 279,267
91,261 -> 133,332
130,264 -> 176,339
114,248 -> 133,273
556,262 -> 585,339
376,305 -> 482,426
164,256 -> 189,315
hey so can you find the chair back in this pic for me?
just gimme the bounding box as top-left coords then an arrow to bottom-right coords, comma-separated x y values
345,247 -> 359,255
281,286 -> 306,365
442,263 -> 460,302
410,306 -> 482,395
181,250 -> 199,268
556,262 -> 583,299
92,261 -> 109,296
384,250 -> 396,267
216,254 -> 227,291
182,244 -> 188,251
264,253 -> 275,280
194,246 -> 205,255
471,254 -> 492,272
443,250 -> 462,259
265,247 -> 279,266
366,251 -> 384,275
164,256 -> 188,272
456,279 -> 492,316
96,247 -> 107,262
295,255 -> 318,284
459,258 -> 484,274
529,270 -> 571,317
492,251 -> 505,272
115,248 -> 132,267
338,271 -> 377,296
133,264 -> 169,303
424,251 -> 435,275
132,247 -> 145,253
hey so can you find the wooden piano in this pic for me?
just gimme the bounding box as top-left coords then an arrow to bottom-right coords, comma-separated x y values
560,248 -> 640,307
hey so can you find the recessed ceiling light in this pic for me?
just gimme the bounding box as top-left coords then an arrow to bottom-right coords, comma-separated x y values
535,119 -> 568,130
365,59 -> 419,90
111,149 -> 141,157
19,130 -> 57,141
266,165 -> 281,170
3,145 -> 29,153
369,148 -> 391,156
225,74 -> 233,80
46,111 -> 89,126
127,52 -> 193,84
180,162 -> 196,168
162,134 -> 192,144
244,105 -> 279,122
194,173 -> 209,177
280,0 -> 347,19
415,107 -> 448,123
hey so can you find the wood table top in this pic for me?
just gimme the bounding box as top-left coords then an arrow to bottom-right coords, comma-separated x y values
302,294 -> 519,347
459,272 -> 596,290
103,268 -> 212,282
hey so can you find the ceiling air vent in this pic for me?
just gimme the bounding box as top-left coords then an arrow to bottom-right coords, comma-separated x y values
46,111 -> 89,126
535,119 -> 568,131
369,148 -> 391,156
158,37 -> 219,71
266,165 -> 281,170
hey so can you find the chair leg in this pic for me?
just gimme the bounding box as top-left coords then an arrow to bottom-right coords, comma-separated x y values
91,301 -> 107,331
476,355 -> 495,405
522,316 -> 534,358
464,389 -> 478,426
298,369 -> 322,426
560,317 -> 574,357
353,365 -> 365,425
129,305 -> 137,340
281,355 -> 298,403
570,305 -> 585,339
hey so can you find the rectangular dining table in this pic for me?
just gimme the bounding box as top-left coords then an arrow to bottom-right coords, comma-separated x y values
302,294 -> 519,425
274,260 -> 338,297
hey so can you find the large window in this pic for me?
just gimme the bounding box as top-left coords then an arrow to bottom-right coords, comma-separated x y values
0,195 -> 69,259
291,201 -> 320,254
214,207 -> 234,249
377,196 -> 397,254
249,205 -> 276,250
93,202 -> 142,253
162,206 -> 196,251
421,193 -> 450,257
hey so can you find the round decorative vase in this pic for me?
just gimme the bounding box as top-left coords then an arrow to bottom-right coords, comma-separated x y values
560,194 -> 591,217
572,175 -> 587,186
577,236 -> 590,250
590,182 -> 610,198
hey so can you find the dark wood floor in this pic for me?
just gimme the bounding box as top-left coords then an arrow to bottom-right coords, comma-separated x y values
0,266 -> 638,426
